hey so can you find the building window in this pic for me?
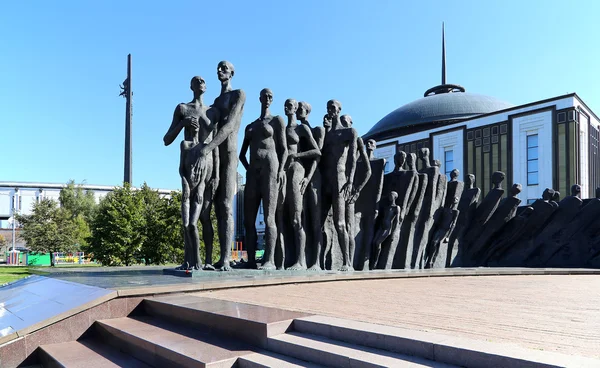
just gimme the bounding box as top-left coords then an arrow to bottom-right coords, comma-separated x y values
527,134 -> 539,185
384,160 -> 393,174
444,150 -> 454,178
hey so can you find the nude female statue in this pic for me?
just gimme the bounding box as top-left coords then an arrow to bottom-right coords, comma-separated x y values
280,99 -> 321,270
239,88 -> 287,270
297,103 -> 327,270
163,76 -> 219,270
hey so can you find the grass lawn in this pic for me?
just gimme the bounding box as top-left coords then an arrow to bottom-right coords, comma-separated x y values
0,266 -> 31,285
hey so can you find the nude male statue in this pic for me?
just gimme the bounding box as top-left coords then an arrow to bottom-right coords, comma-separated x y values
163,76 -> 220,270
197,61 -> 246,271
320,100 -> 361,271
239,88 -> 287,270
298,103 -> 327,270
340,114 -> 371,264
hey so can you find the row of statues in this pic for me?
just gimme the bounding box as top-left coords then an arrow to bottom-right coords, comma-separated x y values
164,60 -> 600,272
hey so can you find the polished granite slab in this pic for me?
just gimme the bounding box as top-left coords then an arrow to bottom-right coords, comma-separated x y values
0,275 -> 113,339
35,266 -> 600,292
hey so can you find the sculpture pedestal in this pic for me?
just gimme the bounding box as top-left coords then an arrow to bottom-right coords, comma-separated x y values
163,268 -> 203,277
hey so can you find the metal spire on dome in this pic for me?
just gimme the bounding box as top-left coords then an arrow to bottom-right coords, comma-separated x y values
424,23 -> 465,97
442,22 -> 446,85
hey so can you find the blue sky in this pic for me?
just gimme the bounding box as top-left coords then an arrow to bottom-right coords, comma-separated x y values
1,0 -> 598,190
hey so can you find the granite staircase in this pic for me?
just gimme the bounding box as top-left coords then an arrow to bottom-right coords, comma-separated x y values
35,295 -> 462,368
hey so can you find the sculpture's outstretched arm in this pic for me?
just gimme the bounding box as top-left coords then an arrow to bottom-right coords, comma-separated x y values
346,129 -> 358,185
354,137 -> 372,194
274,116 -> 288,176
304,128 -> 324,188
163,104 -> 184,146
201,90 -> 246,155
294,125 -> 321,160
238,127 -> 251,171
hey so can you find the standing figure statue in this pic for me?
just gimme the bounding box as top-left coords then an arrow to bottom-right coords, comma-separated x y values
371,191 -> 403,270
163,76 -> 220,271
196,61 -> 246,271
282,98 -> 321,270
353,138 -> 385,271
321,100 -> 360,271
414,147 -> 445,269
340,114 -> 371,264
239,88 -> 287,270
427,196 -> 460,268
298,103 -> 327,270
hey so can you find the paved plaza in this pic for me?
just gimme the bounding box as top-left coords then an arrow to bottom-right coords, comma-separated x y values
197,274 -> 600,359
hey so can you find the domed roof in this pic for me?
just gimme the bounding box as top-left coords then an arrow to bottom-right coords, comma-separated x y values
364,84 -> 514,140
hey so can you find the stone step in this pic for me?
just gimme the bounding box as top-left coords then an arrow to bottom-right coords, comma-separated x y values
267,332 -> 458,368
143,295 -> 310,347
238,351 -> 325,368
292,315 -> 437,359
292,315 -> 600,368
94,316 -> 255,368
38,339 -> 151,368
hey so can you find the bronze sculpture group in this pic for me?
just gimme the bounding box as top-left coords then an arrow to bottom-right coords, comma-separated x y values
165,60 -> 600,271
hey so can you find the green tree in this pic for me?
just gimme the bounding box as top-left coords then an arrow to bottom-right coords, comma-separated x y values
59,180 -> 97,250
137,183 -> 183,265
87,183 -> 145,266
16,199 -> 79,266
0,234 -> 7,252
163,191 -> 184,264
59,180 -> 97,222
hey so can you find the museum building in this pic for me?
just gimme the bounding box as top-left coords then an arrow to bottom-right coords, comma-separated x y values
365,83 -> 600,204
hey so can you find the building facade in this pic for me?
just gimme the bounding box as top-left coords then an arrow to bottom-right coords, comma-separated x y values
365,88 -> 599,204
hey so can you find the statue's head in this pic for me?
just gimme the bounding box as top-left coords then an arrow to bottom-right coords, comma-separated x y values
366,139 -> 376,153
217,60 -> 235,82
433,159 -> 441,167
322,114 -> 332,129
450,169 -> 459,181
491,171 -> 505,185
340,114 -> 352,128
284,98 -> 298,117
542,188 -> 555,201
389,191 -> 398,203
190,76 -> 206,95
406,153 -> 417,171
511,183 -> 522,197
259,88 -> 273,108
327,99 -> 342,118
571,184 -> 582,198
296,101 -> 311,120
465,174 -> 476,188
394,151 -> 407,169
418,147 -> 430,161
